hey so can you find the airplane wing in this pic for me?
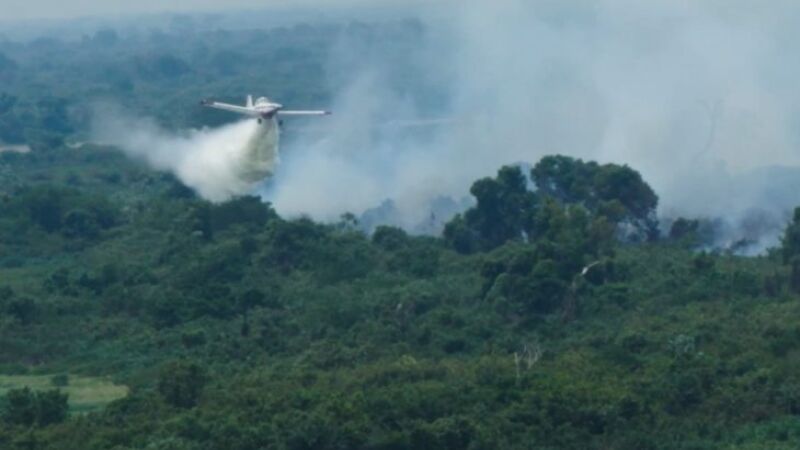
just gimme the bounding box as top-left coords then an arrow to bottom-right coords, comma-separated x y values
200,100 -> 260,117
380,118 -> 454,128
277,110 -> 332,116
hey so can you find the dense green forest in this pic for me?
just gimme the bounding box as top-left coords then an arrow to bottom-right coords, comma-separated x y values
0,16 -> 438,145
3,16 -> 800,450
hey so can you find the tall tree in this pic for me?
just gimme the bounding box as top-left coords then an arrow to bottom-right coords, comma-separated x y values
158,361 -> 208,408
782,207 -> 800,264
445,165 -> 536,252
531,155 -> 658,239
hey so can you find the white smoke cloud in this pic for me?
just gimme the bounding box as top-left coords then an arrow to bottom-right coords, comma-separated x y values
264,0 -> 800,248
92,105 -> 279,202
95,0 -> 800,250
265,70 -> 459,229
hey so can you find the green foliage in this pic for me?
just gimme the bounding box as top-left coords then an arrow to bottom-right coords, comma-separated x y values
372,225 -> 409,251
0,286 -> 14,302
0,93 -> 17,115
669,217 -> 700,242
6,297 -> 37,325
445,158 -> 652,254
3,140 -> 799,449
2,388 -> 68,427
1,20 -> 800,448
35,389 -> 69,426
181,329 -> 207,349
2,388 -> 37,426
158,361 -> 207,408
136,54 -> 192,80
532,155 -> 659,239
441,213 -> 476,254
35,97 -> 73,134
49,374 -> 68,387
62,209 -> 101,238
445,165 -> 536,252
22,187 -> 64,232
790,257 -> 800,294
0,149 -> 799,448
782,207 -> 800,263
8,186 -> 119,237
208,195 -> 277,233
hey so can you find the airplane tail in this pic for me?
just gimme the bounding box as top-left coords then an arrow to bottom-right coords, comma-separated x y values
246,95 -> 254,108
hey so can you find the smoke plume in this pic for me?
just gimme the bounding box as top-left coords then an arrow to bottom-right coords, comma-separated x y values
267,0 -> 800,250
92,105 -> 279,202
97,1 -> 800,251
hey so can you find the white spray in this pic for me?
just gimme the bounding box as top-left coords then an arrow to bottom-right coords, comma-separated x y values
266,0 -> 800,250
92,106 -> 280,202
95,1 -> 800,251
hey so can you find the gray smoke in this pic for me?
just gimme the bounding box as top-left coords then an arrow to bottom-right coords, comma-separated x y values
264,0 -> 800,248
93,1 -> 800,250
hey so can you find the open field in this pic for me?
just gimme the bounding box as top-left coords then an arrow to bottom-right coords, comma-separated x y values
0,374 -> 128,413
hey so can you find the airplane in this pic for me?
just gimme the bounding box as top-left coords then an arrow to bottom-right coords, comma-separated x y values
200,95 -> 331,124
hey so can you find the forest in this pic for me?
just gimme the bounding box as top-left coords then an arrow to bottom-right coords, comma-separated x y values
2,14 -> 800,450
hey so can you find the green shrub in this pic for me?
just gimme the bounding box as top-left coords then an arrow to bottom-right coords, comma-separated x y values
158,361 -> 208,408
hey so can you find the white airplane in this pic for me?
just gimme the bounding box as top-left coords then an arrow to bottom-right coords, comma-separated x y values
200,95 -> 331,124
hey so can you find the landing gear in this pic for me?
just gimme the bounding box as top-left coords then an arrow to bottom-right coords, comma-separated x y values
258,118 -> 262,124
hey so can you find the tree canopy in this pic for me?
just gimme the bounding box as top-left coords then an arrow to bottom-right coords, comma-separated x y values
532,155 -> 659,239
0,18 -> 799,450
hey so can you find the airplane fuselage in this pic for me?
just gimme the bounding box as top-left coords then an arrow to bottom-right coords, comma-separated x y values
253,97 -> 284,118
201,94 -> 329,125
196,93 -> 329,184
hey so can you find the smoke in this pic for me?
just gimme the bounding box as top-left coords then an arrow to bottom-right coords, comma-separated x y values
265,0 -> 800,249
92,104 -> 279,202
96,1 -> 800,250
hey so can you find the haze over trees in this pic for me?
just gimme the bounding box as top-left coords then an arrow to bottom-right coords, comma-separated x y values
2,135 -> 800,448
1,15 -> 800,450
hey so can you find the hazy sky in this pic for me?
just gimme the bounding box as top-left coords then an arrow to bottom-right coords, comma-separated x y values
10,0 -> 799,249
0,0 -> 386,21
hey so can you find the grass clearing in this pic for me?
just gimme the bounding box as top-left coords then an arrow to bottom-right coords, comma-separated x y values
0,374 -> 128,413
